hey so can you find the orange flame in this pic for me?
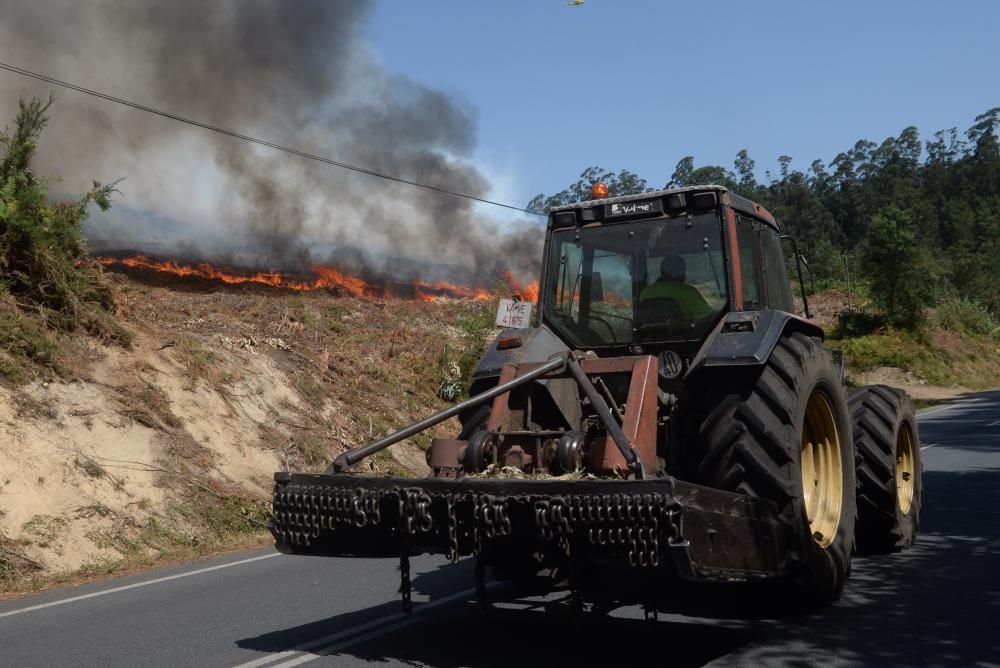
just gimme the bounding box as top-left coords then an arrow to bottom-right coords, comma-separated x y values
95,255 -> 540,303
502,272 -> 540,303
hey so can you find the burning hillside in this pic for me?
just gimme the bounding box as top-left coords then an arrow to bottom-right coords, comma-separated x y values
4,1 -> 543,287
94,254 -> 539,303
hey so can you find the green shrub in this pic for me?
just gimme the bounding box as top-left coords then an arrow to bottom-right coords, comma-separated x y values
838,332 -> 914,372
934,298 -> 999,338
834,309 -> 885,338
833,328 -> 952,386
0,95 -> 126,380
0,96 -> 122,324
456,302 -> 496,390
437,380 -> 462,401
861,207 -> 937,329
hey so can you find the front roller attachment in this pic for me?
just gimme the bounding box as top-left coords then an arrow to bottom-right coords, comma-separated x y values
270,472 -> 793,602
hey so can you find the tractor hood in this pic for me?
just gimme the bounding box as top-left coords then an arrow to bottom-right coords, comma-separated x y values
471,325 -> 570,384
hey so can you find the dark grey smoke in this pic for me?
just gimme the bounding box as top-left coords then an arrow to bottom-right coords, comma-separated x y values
0,0 -> 541,285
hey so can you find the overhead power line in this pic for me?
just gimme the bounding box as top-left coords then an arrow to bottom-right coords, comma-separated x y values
0,61 -> 545,216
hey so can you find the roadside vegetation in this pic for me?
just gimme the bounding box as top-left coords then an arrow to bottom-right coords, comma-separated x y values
0,97 -> 500,594
831,304 -> 1000,390
0,95 -> 127,385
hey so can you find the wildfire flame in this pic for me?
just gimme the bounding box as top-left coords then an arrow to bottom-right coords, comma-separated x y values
94,255 -> 539,303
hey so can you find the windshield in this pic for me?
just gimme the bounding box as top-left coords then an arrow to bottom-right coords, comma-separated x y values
542,212 -> 728,347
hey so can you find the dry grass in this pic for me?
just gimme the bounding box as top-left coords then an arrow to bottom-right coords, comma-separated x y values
113,380 -> 183,430
108,274 -> 491,474
0,532 -> 43,587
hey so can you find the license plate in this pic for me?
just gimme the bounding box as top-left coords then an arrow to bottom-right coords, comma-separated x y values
496,298 -> 532,328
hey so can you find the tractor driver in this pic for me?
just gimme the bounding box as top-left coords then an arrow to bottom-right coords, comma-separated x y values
638,254 -> 713,321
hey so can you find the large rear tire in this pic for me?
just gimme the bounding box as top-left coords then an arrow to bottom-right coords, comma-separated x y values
849,384 -> 921,553
698,332 -> 856,606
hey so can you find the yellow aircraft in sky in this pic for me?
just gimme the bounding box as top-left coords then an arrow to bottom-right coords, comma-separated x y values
568,0 -> 584,5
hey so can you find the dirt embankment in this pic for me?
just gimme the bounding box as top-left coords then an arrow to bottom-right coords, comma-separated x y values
0,275 -> 492,591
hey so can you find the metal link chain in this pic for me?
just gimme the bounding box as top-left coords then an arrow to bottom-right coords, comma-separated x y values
446,494 -> 459,564
272,483 -> 680,571
399,538 -> 412,615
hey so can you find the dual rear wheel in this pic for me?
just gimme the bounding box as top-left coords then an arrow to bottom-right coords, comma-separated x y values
699,333 -> 922,606
699,332 -> 856,605
849,385 -> 922,553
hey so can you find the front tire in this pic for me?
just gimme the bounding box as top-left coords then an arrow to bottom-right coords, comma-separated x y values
698,332 -> 857,606
849,385 -> 921,553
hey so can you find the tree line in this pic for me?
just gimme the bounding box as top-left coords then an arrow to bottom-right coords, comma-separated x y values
527,108 -> 1000,328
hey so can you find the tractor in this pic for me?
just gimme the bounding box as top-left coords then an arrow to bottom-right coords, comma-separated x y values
269,184 -> 922,612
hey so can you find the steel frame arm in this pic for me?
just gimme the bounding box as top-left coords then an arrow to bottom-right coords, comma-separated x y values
329,353 -> 568,472
565,355 -> 645,479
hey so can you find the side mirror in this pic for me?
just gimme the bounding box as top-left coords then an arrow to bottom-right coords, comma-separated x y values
589,271 -> 605,303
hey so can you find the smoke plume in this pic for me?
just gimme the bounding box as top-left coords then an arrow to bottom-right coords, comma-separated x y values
0,0 -> 541,285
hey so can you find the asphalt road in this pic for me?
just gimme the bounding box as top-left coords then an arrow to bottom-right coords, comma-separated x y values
2,390 -> 998,667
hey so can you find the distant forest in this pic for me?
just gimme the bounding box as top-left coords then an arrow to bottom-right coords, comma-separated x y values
528,108 -> 1000,326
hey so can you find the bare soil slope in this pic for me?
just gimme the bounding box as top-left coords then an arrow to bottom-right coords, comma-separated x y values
0,274 -> 493,590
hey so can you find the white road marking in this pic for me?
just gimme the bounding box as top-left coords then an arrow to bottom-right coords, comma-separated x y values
918,402 -> 972,419
237,585 -> 488,668
234,612 -> 407,668
987,419 -> 1000,427
0,552 -> 281,619
271,618 -> 421,667
921,443 -> 937,450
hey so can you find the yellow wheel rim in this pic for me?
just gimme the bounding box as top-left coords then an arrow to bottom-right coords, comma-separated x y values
800,390 -> 844,549
896,423 -> 915,515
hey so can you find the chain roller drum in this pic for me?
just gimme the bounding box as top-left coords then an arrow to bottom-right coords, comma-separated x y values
528,492 -> 672,567
271,480 -> 683,572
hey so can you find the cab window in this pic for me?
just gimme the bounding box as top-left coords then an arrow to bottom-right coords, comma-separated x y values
736,217 -> 763,310
761,227 -> 795,312
543,213 -> 728,346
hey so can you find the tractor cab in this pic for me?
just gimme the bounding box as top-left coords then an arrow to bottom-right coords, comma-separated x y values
539,184 -> 798,356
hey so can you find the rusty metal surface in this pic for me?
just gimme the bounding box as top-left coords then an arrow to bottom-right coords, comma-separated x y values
623,355 -> 658,472
545,376 -> 582,430
473,354 -> 656,478
486,362 -> 518,432
427,438 -> 464,478
579,356 -> 640,374
497,355 -> 639,376
726,206 -> 744,311
588,436 -> 627,475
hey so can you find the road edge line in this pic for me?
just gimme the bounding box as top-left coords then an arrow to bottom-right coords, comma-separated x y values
0,552 -> 281,619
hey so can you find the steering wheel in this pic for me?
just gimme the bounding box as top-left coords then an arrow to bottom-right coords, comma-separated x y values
591,309 -> 632,324
587,315 -> 618,343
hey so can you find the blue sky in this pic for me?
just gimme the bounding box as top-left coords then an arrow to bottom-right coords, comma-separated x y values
368,1 -> 999,209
